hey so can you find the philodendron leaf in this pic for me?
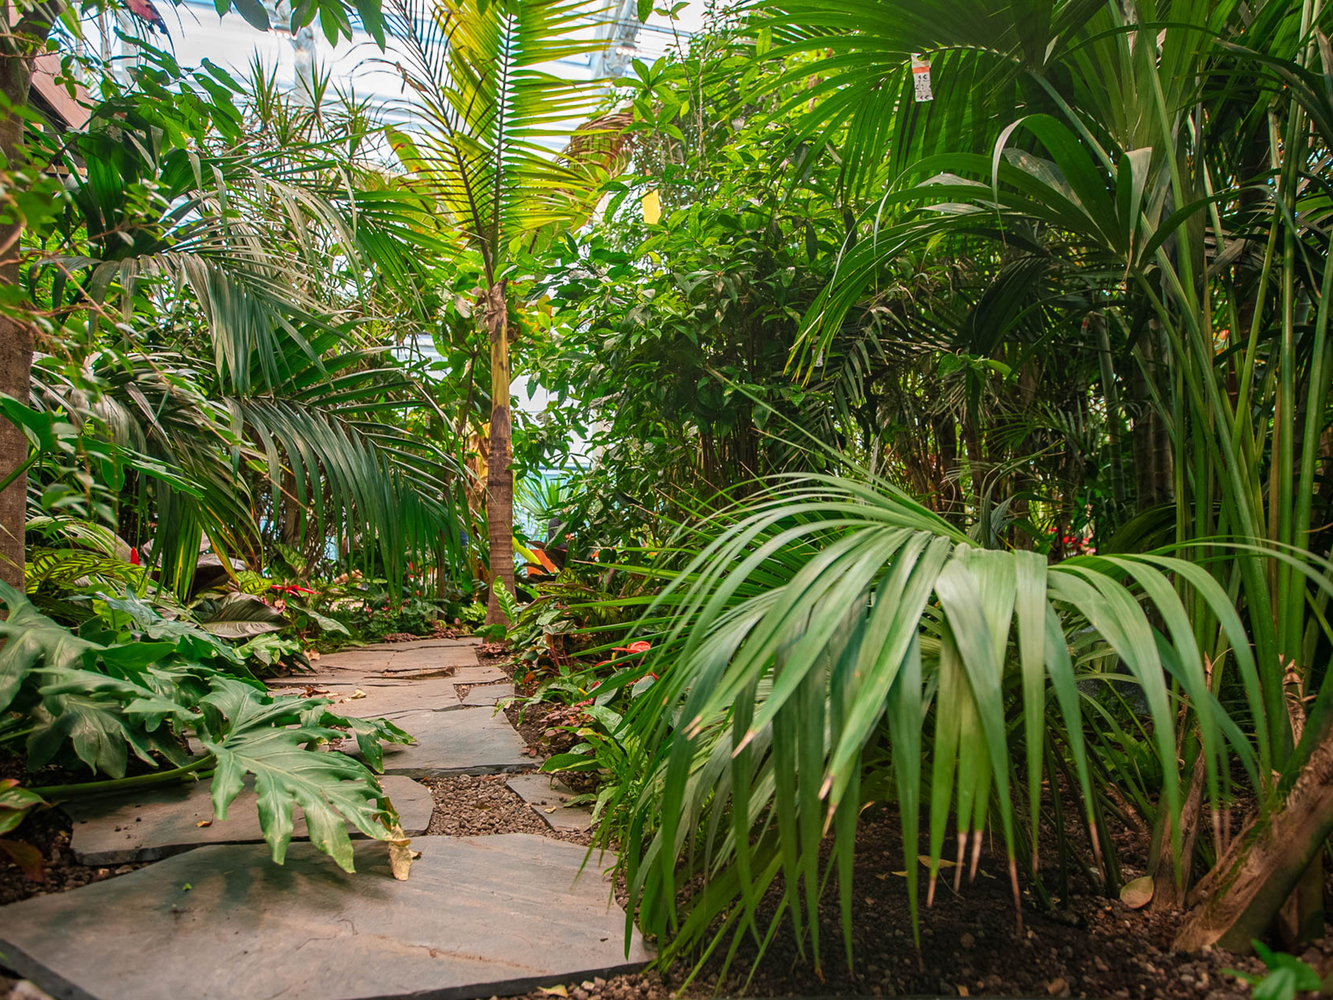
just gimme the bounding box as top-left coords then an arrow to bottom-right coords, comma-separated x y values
26,694 -> 160,777
199,679 -> 397,871
307,707 -> 415,773
194,593 -> 287,639
304,607 -> 350,635
102,592 -> 245,666
0,582 -> 101,713
0,780 -> 46,836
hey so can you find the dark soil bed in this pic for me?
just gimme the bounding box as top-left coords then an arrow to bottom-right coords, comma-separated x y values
486,803 -> 1291,1000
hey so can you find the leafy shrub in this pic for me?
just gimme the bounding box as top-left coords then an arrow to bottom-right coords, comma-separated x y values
0,584 -> 415,870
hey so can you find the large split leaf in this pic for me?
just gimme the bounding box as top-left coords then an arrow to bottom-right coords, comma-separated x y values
305,705 -> 414,773
26,694 -> 162,777
199,678 -> 399,871
0,582 -> 101,714
101,591 -> 246,667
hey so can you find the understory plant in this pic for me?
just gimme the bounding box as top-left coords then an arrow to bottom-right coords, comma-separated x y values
0,583 -> 414,871
615,473 -> 1295,977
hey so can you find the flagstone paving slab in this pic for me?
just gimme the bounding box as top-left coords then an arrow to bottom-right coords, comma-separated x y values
365,708 -> 531,777
271,678 -> 464,717
0,834 -> 650,1000
449,665 -> 508,687
505,775 -> 591,832
358,638 -> 480,652
65,776 -> 435,865
309,640 -> 483,682
458,682 -> 514,708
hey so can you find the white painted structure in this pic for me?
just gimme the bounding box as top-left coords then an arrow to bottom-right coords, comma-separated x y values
154,0 -> 699,106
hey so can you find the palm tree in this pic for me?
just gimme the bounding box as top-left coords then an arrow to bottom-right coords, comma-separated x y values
0,0 -> 401,590
21,59 -> 464,592
378,0 -> 627,623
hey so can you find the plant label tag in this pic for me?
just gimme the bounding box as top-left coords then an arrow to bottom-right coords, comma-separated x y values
911,53 -> 933,102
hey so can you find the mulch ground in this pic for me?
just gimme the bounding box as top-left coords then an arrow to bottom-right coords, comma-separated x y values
422,773 -> 589,848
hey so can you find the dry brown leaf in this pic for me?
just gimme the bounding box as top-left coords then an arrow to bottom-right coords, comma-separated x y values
1120,875 -> 1154,909
386,821 -> 414,881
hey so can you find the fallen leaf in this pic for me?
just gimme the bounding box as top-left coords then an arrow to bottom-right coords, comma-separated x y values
182,883 -> 192,891
544,806 -> 558,813
1046,977 -> 1068,997
196,819 -> 212,828
349,689 -> 367,700
0,839 -> 45,881
1120,875 -> 1154,909
958,987 -> 970,997
308,651 -> 321,660
538,987 -> 568,997
387,822 -> 414,881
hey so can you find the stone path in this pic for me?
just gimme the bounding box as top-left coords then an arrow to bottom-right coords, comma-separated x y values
506,775 -> 593,832
0,637 -> 648,1000
65,775 -> 435,865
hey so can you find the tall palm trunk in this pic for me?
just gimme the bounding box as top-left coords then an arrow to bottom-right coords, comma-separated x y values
0,20 -> 49,591
482,280 -> 514,625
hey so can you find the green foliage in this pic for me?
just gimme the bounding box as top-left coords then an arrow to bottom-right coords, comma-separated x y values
0,779 -> 46,880
341,595 -> 441,643
540,703 -> 645,843
0,584 -> 414,871
1225,942 -> 1322,1000
616,474 -> 1261,970
15,51 -> 468,601
493,580 -> 521,630
198,678 -> 407,869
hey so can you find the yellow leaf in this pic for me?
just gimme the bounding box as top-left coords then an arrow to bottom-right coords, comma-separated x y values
641,190 -> 661,225
538,987 -> 568,997
196,820 -> 212,828
387,821 -> 414,881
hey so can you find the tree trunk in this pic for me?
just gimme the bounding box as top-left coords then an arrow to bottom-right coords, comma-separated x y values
1174,719 -> 1333,952
1128,330 -> 1173,510
0,42 -> 40,591
482,281 -> 514,626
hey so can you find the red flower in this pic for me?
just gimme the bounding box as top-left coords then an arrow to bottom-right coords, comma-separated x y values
612,641 -> 652,654
129,548 -> 139,566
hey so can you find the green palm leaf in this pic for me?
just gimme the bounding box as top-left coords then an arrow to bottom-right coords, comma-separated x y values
621,474 -> 1254,970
